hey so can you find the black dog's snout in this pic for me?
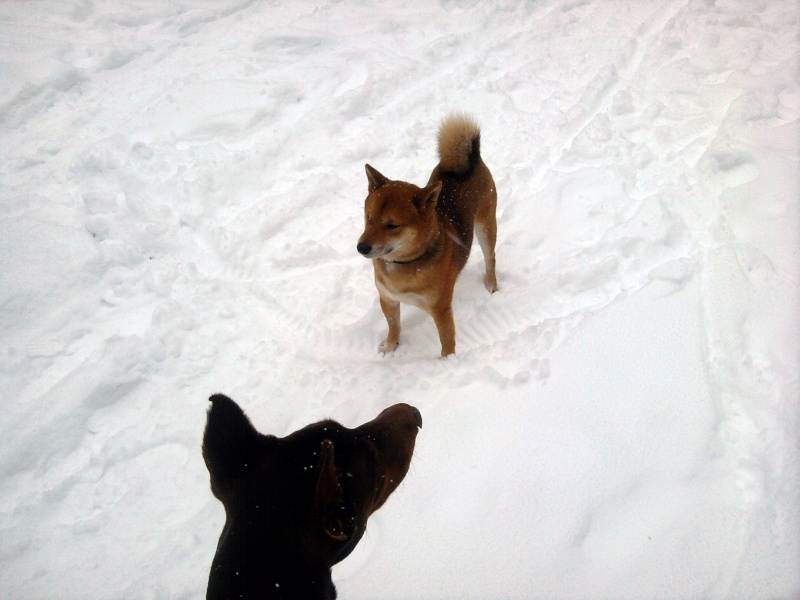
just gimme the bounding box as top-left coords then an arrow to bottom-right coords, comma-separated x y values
357,242 -> 372,256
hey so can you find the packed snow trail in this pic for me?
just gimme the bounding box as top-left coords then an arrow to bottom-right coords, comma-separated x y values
0,0 -> 798,599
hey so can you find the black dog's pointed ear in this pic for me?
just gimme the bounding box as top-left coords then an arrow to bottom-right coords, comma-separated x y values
315,439 -> 342,506
315,439 -> 350,542
203,394 -> 265,499
365,164 -> 389,193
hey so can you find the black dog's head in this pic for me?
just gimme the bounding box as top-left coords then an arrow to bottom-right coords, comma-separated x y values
202,394 -> 421,598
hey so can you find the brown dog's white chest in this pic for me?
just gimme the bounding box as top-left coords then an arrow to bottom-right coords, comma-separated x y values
374,262 -> 436,310
376,279 -> 427,310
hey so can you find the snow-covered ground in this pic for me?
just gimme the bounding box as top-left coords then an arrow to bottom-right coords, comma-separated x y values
1,1 -> 798,598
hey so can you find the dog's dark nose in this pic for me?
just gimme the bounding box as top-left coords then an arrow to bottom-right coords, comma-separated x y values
412,407 -> 422,428
357,242 -> 372,256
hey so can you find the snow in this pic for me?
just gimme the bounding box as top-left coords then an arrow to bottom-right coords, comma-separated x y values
1,0 -> 798,598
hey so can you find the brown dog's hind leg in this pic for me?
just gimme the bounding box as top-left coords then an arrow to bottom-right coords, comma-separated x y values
475,213 -> 498,293
379,295 -> 401,354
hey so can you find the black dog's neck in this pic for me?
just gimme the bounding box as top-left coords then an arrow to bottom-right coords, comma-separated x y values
207,519 -> 338,600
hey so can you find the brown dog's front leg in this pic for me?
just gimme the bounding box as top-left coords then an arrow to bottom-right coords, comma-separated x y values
431,304 -> 456,357
379,295 -> 401,354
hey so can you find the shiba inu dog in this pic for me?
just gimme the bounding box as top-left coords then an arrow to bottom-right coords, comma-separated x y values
357,114 -> 498,356
203,394 -> 422,600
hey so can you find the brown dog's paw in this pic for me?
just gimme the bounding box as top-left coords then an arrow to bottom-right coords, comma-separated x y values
379,339 -> 399,354
484,274 -> 499,294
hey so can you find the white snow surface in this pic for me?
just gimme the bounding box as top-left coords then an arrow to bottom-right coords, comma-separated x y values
1,1 -> 799,599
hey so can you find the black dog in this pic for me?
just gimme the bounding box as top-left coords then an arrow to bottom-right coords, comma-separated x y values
202,394 -> 422,599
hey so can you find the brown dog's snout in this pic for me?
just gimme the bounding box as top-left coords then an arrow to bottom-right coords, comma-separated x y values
357,241 -> 372,256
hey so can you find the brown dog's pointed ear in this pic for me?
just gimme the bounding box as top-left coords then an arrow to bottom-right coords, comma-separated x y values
414,181 -> 442,212
365,164 -> 389,193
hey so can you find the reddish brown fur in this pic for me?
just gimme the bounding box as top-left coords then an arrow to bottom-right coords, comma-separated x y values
357,114 -> 498,356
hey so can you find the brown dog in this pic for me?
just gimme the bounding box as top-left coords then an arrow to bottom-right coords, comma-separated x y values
357,114 -> 498,356
203,394 -> 422,599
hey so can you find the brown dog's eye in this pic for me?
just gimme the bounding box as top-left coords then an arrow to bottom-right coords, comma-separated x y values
385,223 -> 399,230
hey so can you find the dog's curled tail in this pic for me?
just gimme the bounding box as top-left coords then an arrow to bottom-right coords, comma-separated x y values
437,113 -> 481,176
